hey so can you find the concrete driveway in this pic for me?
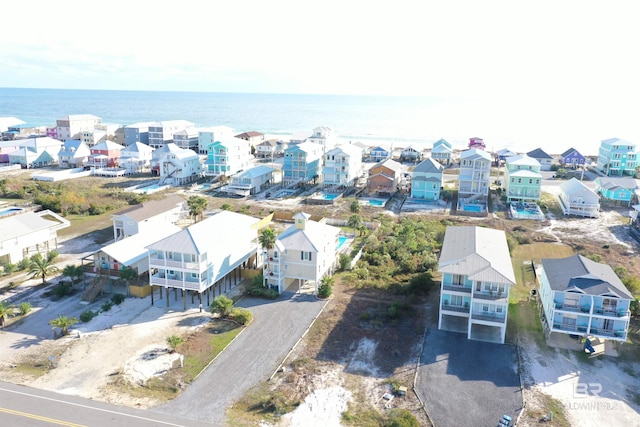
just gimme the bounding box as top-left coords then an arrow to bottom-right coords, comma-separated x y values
153,290 -> 327,426
416,329 -> 523,427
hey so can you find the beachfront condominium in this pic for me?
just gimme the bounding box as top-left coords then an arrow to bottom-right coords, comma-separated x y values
597,138 -> 638,176
438,226 -> 516,344
503,154 -> 543,203
148,120 -> 195,149
55,114 -> 102,141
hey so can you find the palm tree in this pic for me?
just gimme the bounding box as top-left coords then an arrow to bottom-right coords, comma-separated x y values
28,251 -> 60,284
166,335 -> 185,352
349,199 -> 360,214
210,295 -> 234,318
0,301 -> 15,329
49,315 -> 79,336
347,214 -> 363,237
187,195 -> 208,222
62,264 -> 83,285
259,228 -> 277,251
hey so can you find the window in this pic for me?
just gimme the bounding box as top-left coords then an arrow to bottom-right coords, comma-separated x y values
301,251 -> 312,261
451,295 -> 463,306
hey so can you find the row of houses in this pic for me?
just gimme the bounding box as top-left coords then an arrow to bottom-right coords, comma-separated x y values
438,226 -> 634,345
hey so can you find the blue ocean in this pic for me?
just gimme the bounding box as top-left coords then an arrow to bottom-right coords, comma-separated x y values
0,87 -> 484,150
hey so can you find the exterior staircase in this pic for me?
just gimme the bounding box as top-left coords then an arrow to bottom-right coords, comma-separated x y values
82,276 -> 107,303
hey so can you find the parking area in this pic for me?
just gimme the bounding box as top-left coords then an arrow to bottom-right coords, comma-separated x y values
416,329 -> 523,427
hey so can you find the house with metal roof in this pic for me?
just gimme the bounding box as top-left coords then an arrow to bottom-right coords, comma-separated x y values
431,138 -> 453,165
84,140 -> 123,169
263,212 -> 340,294
111,194 -> 186,241
438,226 -> 516,344
367,158 -> 403,196
58,140 -> 91,168
282,142 -> 324,186
457,148 -> 491,212
537,254 -> 633,343
526,148 -> 554,171
557,178 -> 600,217
204,136 -> 252,177
594,177 -> 638,207
146,210 -> 260,310
597,138 -> 638,176
227,165 -> 275,196
0,209 -> 70,264
503,154 -> 543,203
560,147 -> 586,169
410,157 -> 444,200
322,144 -> 363,189
7,137 -> 62,168
152,143 -> 202,185
368,146 -> 390,163
119,141 -> 154,173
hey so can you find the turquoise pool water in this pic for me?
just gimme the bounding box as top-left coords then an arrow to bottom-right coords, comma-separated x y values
463,205 -> 482,212
319,193 -> 339,200
132,183 -> 169,194
369,199 -> 386,207
0,207 -> 22,217
337,236 -> 348,249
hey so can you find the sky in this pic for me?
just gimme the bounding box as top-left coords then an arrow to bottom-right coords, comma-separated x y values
2,0 -> 640,151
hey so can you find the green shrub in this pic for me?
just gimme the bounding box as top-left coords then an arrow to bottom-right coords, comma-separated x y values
245,286 -> 280,299
384,408 -> 420,427
79,310 -> 98,323
111,294 -> 126,305
17,258 -> 31,271
17,302 -> 32,315
101,300 -> 114,312
53,282 -> 73,298
2,263 -> 17,275
318,282 -> 333,298
231,307 -> 253,325
339,253 -> 351,271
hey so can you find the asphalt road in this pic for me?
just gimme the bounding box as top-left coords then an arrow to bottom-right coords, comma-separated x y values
0,380 -> 210,427
153,290 -> 327,426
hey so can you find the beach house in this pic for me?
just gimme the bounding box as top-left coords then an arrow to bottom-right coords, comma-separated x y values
58,140 -> 91,168
367,158 -> 403,196
155,143 -> 202,185
263,212 -> 340,294
495,148 -> 517,163
204,137 -> 252,177
8,137 -> 63,168
468,137 -> 486,150
503,154 -> 543,203
235,131 -> 265,152
124,122 -> 156,146
560,148 -> 587,169
537,254 -> 633,343
84,140 -> 123,169
438,226 -> 516,344
322,144 -> 363,189
400,145 -> 424,163
594,177 -> 638,207
306,126 -> 338,153
146,210 -> 260,310
557,178 -> 600,217
282,142 -> 324,186
526,148 -> 554,171
227,165 -> 275,196
368,146 -> 390,163
431,139 -> 453,165
457,148 -> 491,210
198,126 -> 235,154
256,139 -> 283,159
0,208 -> 70,264
118,141 -> 154,173
111,194 -> 187,241
148,120 -> 195,149
410,157 -> 444,201
55,114 -> 102,141
172,128 -> 200,151
597,138 -> 638,176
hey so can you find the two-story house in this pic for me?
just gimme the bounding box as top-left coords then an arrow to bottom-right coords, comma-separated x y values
256,139 -> 285,159
205,137 -> 252,177
58,140 -> 91,168
538,254 -> 633,343
227,165 -> 274,196
431,138 -> 453,165
526,148 -> 554,171
263,212 -> 340,294
503,154 -> 543,203
367,158 -> 403,196
322,144 -> 363,188
438,226 -> 516,344
457,148 -> 491,209
8,137 -> 63,168
84,140 -> 123,169
368,146 -> 390,163
594,177 -> 638,207
146,210 -> 260,310
282,142 -> 324,186
410,157 -> 444,201
558,178 -> 600,217
597,138 -> 638,176
119,141 -> 154,173
111,194 -> 186,241
560,148 -> 587,169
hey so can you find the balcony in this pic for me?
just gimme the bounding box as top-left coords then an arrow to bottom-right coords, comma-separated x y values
589,327 -> 627,339
554,302 -> 591,314
471,312 -> 506,323
442,284 -> 471,293
150,274 -> 202,291
592,307 -> 629,318
552,323 -> 589,333
441,302 -> 470,313
473,291 -> 506,301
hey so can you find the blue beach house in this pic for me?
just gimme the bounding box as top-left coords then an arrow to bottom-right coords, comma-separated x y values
594,177 -> 638,206
368,146 -> 390,162
503,154 -> 542,203
282,142 -> 323,186
431,138 -> 453,165
410,157 -> 444,200
560,147 -> 586,169
597,138 -> 638,176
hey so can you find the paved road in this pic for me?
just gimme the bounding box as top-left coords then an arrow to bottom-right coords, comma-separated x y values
153,291 -> 327,426
416,329 -> 523,427
0,380 -> 209,427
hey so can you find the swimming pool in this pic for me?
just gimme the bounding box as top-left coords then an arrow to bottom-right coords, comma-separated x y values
463,205 -> 483,212
131,183 -> 170,194
336,236 -> 348,249
0,207 -> 23,217
369,199 -> 386,207
319,193 -> 339,200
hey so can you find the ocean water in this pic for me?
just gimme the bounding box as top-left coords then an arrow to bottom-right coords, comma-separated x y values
0,87 -> 612,154
0,87 -> 483,150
